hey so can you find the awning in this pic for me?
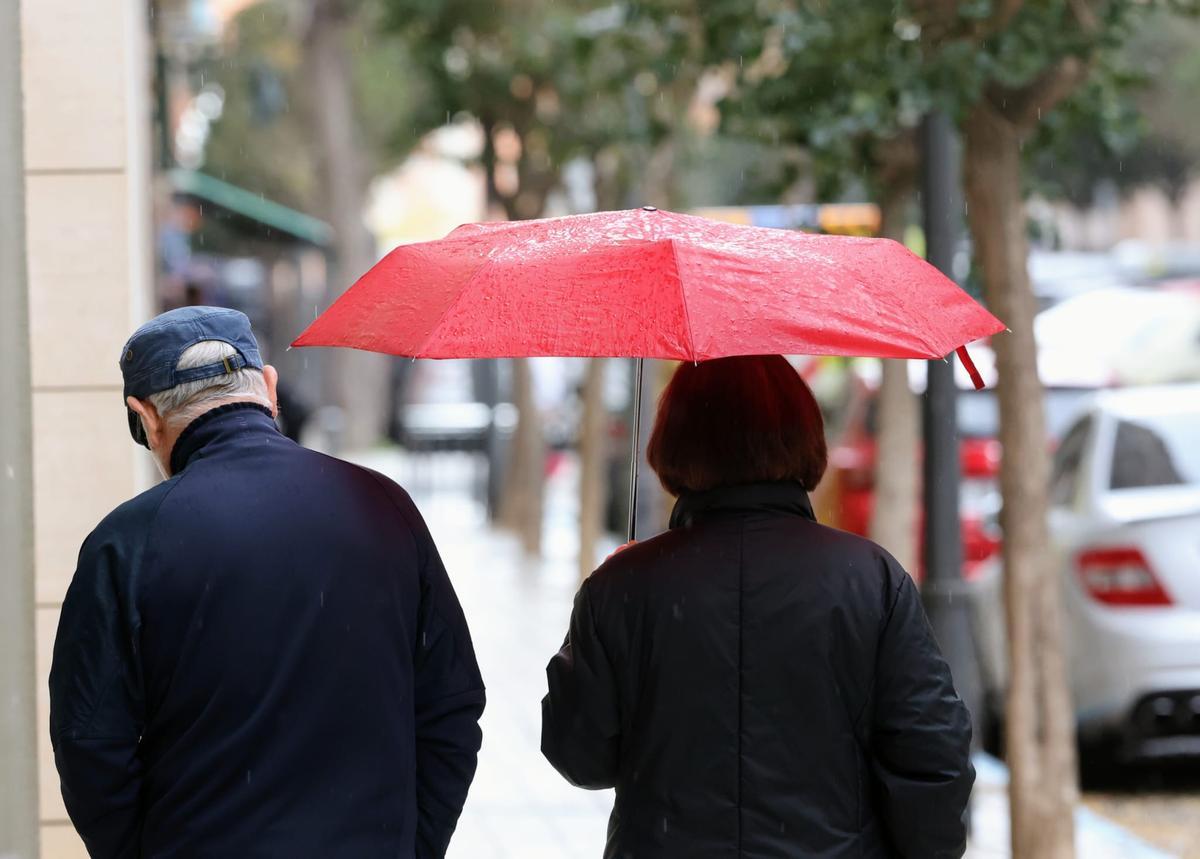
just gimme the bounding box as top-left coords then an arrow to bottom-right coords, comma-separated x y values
169,169 -> 333,247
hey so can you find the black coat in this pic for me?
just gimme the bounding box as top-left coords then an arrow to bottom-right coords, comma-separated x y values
542,482 -> 974,859
50,403 -> 485,859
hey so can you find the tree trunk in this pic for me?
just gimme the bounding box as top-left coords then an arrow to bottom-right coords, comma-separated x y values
578,359 -> 607,580
498,357 -> 544,554
964,101 -> 1078,859
868,184 -> 919,571
479,115 -> 509,221
593,148 -> 629,213
303,0 -> 389,450
642,138 -> 677,209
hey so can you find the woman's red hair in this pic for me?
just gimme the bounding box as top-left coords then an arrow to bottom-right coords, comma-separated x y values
647,355 -> 827,496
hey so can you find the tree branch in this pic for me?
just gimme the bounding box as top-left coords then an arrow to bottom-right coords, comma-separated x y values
977,0 -> 1026,39
910,0 -> 967,46
1066,0 -> 1100,33
872,130 -> 919,191
989,54 -> 1089,130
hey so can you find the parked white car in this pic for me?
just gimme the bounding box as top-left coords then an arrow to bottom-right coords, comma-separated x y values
974,384 -> 1200,759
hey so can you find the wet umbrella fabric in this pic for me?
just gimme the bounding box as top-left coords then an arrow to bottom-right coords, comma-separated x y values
292,207 -> 1003,366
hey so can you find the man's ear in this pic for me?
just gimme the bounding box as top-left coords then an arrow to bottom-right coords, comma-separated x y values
126,396 -> 163,448
263,365 -> 280,418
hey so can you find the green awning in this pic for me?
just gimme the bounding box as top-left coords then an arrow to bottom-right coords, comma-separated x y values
169,169 -> 333,247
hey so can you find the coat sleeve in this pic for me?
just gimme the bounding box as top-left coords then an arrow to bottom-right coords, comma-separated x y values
403,499 -> 486,859
541,579 -> 621,789
49,531 -> 146,859
869,569 -> 975,859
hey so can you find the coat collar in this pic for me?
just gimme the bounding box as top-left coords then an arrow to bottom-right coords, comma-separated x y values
169,401 -> 280,475
669,481 -> 817,529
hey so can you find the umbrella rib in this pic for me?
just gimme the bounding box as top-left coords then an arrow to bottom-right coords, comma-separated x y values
667,239 -> 698,362
844,240 -> 946,358
412,252 -> 497,358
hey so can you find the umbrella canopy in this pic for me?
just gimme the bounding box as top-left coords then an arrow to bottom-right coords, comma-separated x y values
292,207 -> 1004,371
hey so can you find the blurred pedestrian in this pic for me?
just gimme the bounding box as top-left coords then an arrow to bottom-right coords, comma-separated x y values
274,377 -> 313,442
542,355 -> 974,858
50,306 -> 484,859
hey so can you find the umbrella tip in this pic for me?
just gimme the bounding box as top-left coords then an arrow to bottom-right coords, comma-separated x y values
641,205 -> 658,212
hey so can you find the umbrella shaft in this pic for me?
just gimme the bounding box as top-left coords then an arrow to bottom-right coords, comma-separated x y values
626,358 -> 644,543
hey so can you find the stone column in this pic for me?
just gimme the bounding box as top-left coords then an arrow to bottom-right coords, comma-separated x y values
1,0 -> 39,854
19,0 -> 154,855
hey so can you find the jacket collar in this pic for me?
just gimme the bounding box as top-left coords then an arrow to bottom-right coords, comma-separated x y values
669,481 -> 817,529
169,401 -> 279,475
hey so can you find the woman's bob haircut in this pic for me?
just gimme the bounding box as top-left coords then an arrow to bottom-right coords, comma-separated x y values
647,355 -> 827,496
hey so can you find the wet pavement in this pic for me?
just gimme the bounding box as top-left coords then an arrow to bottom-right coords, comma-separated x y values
357,450 -> 617,859
354,449 -> 1180,859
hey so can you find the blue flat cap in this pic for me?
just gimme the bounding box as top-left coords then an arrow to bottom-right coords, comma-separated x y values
120,306 -> 264,446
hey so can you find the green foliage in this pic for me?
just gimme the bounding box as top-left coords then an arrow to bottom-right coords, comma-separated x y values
198,0 -> 424,214
376,0 -> 718,212
201,0 -> 1200,219
708,1 -> 931,199
715,0 -> 1200,204
1024,4 -> 1200,204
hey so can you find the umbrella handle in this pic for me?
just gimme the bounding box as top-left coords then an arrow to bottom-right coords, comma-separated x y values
626,358 -> 644,542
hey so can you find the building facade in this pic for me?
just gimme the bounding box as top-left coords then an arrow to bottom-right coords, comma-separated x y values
2,0 -> 155,856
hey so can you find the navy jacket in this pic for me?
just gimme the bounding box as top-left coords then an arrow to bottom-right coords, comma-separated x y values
542,482 -> 973,858
50,403 -> 485,859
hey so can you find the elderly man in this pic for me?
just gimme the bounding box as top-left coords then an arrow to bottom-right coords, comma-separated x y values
49,306 -> 485,858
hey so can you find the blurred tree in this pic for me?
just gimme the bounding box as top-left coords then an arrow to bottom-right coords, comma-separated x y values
378,0 -> 576,553
578,358 -> 608,580
913,5 -> 1191,855
302,0 -> 390,449
198,0 -> 429,447
913,3 -> 1198,856
379,0 -> 715,554
201,0 -> 426,215
710,1 -> 924,571
1027,10 -> 1200,208
718,2 -> 1199,857
198,4 -> 319,211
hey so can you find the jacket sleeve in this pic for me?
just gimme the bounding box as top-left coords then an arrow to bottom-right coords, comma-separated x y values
49,532 -> 146,859
406,504 -> 486,859
541,579 -> 621,789
869,569 -> 975,859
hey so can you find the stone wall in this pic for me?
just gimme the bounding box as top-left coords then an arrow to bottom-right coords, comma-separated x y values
19,0 -> 154,854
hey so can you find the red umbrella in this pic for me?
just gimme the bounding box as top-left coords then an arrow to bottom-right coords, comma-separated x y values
294,207 -> 1004,536
296,207 -> 1000,363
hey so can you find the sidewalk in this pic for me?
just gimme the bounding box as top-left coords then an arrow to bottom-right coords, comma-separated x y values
968,754 -> 1174,859
354,449 -> 1174,859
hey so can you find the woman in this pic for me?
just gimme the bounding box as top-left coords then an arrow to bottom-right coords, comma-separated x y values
541,355 -> 974,858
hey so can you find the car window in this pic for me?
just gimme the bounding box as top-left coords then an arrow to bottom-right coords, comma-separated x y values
1110,412 -> 1200,490
1050,417 -> 1092,506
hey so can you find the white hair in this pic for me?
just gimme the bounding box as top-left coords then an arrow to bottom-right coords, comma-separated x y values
148,340 -> 270,430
